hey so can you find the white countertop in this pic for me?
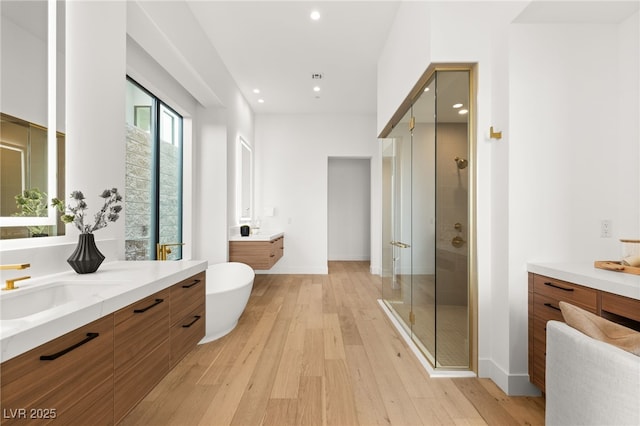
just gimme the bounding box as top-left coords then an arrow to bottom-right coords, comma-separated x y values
0,260 -> 208,363
228,231 -> 284,242
527,262 -> 640,301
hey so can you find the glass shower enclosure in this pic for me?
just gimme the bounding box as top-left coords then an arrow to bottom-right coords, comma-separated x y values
381,68 -> 473,370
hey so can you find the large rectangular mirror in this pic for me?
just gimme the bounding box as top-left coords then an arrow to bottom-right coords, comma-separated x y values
0,0 -> 65,239
237,137 -> 253,222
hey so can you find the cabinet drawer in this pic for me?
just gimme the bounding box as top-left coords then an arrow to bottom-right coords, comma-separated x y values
1,315 -> 114,425
171,304 -> 205,366
532,293 -> 568,322
531,349 -> 546,390
115,341 -> 171,422
171,272 -> 205,326
601,291 -> 640,325
55,377 -> 114,426
114,288 -> 170,371
532,274 -> 597,310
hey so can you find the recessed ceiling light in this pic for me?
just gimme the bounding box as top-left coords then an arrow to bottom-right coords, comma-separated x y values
310,10 -> 321,21
258,99 -> 265,103
253,89 -> 260,94
458,109 -> 468,115
424,87 -> 430,92
313,86 -> 321,92
453,103 -> 463,108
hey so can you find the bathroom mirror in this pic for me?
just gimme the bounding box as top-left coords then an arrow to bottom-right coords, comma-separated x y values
0,0 -> 65,238
237,137 -> 253,222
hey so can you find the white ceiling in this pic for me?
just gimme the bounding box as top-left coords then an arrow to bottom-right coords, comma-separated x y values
187,1 -> 400,115
186,1 -> 638,117
515,1 -> 639,23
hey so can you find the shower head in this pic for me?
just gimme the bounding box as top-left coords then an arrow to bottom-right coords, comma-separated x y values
454,157 -> 468,170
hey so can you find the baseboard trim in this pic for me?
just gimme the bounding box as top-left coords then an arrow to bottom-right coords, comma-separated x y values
478,358 -> 541,396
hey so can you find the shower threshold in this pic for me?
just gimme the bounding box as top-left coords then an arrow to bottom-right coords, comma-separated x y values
378,299 -> 476,378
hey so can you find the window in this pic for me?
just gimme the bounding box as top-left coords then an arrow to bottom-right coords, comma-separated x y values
125,77 -> 183,260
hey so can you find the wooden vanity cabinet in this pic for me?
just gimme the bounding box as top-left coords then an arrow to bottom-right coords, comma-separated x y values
170,271 -> 206,367
114,288 -> 171,423
0,315 -> 114,425
0,271 -> 206,425
528,272 -> 640,392
229,235 -> 284,269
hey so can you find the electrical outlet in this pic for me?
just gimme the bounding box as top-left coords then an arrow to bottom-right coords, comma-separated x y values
600,220 -> 612,238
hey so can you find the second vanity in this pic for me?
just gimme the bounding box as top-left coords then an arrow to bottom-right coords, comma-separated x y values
527,262 -> 640,392
229,231 -> 284,269
0,260 -> 207,425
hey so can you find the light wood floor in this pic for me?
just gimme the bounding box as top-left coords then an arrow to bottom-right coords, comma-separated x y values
122,261 -> 545,426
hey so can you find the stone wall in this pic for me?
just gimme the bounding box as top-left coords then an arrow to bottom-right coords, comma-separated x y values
125,124 -> 182,260
125,124 -> 152,260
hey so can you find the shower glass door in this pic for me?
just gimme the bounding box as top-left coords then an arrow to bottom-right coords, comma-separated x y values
381,68 -> 471,370
381,108 -> 413,335
410,78 -> 437,364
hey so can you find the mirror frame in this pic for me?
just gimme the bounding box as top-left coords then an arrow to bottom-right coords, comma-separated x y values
236,136 -> 253,223
0,0 -> 58,227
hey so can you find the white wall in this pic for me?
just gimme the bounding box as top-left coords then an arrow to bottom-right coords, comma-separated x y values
255,114 -> 380,274
377,1 -> 639,395
328,158 -> 371,261
508,16 -> 640,380
66,0 -> 127,259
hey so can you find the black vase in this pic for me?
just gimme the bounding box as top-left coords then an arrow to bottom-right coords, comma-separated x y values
67,233 -> 105,274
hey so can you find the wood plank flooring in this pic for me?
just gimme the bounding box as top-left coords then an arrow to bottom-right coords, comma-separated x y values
121,261 -> 545,426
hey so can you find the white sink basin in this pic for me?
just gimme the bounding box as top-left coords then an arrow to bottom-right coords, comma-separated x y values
0,281 -> 126,321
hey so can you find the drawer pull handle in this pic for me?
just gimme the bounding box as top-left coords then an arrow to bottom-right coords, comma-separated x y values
544,302 -> 561,311
40,333 -> 99,361
543,282 -> 574,292
182,279 -> 201,289
182,315 -> 201,328
134,298 -> 164,313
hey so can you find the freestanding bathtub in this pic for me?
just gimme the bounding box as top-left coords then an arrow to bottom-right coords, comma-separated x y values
199,262 -> 255,344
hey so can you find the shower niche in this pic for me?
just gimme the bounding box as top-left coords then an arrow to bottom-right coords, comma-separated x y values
380,65 -> 476,372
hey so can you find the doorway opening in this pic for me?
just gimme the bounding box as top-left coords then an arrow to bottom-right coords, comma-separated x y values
328,157 -> 371,262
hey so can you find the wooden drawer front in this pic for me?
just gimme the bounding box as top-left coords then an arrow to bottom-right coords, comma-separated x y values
601,291 -> 640,323
532,274 -> 597,310
531,311 -> 560,392
230,241 -> 272,269
1,315 -> 114,425
171,272 -> 205,326
171,304 -> 205,366
532,293 -> 567,322
56,377 -> 114,426
114,288 -> 170,371
533,314 -> 557,351
114,288 -> 171,422
273,237 -> 284,262
115,341 -> 171,422
531,347 -> 546,390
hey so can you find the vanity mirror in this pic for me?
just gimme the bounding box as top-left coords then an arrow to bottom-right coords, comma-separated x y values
237,137 -> 253,222
0,0 -> 65,239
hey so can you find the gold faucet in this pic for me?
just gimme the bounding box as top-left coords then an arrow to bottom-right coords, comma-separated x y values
1,263 -> 31,290
156,243 -> 185,261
